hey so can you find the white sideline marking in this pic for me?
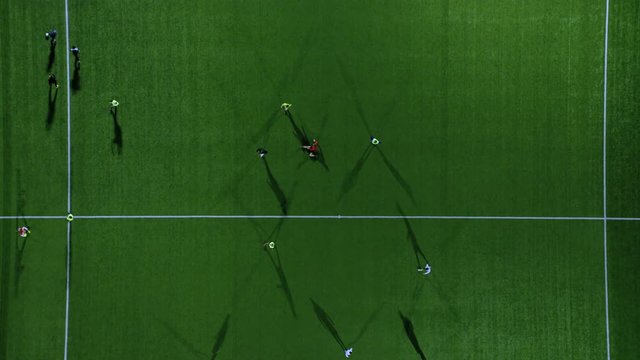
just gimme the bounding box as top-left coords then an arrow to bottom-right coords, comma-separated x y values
0,215 -> 67,219
63,0 -> 72,358
63,222 -> 71,360
602,0 -> 611,358
1,215 -> 639,221
70,214 -> 608,221
65,0 -> 71,214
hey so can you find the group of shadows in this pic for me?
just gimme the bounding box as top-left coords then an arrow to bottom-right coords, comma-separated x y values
157,304 -> 426,360
258,108 -> 416,217
160,204 -> 430,359
36,29 -> 422,357
12,192 -> 431,359
151,209 -> 430,359
45,35 -> 122,154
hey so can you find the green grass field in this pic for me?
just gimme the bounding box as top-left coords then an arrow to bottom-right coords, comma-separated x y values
1,0 -> 638,359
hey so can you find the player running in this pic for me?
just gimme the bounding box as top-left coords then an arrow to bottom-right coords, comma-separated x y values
301,139 -> 319,158
17,226 -> 30,238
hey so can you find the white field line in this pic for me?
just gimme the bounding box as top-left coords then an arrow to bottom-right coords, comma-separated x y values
1,214 -> 639,221
63,0 -> 72,358
63,222 -> 71,360
65,0 -> 72,214
73,214 -> 604,220
0,215 -> 67,219
602,0 -> 612,358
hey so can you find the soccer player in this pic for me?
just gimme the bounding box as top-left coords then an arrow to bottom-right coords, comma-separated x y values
281,102 -> 292,113
17,226 -> 30,238
370,136 -> 380,145
344,348 -> 353,358
423,263 -> 431,276
70,45 -> 80,68
45,28 -> 57,46
263,241 -> 275,249
48,74 -> 59,88
301,139 -> 319,158
110,99 -> 119,116
256,148 -> 268,158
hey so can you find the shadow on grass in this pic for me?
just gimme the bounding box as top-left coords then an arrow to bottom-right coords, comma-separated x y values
399,311 -> 427,360
285,111 -> 309,147
46,86 -> 58,130
251,108 -> 281,143
266,240 -> 297,318
313,146 -> 330,172
211,314 -> 230,360
111,110 -> 123,155
339,145 -> 374,201
262,159 -> 288,215
14,233 -> 27,296
158,319 -> 208,358
377,147 -> 415,204
349,302 -> 387,345
71,66 -> 81,92
336,57 -> 372,135
46,43 -> 56,72
310,298 -> 347,351
397,204 -> 428,268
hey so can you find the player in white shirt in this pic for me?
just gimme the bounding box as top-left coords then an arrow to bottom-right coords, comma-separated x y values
344,347 -> 353,358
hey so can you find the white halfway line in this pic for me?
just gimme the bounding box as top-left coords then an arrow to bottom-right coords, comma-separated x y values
0,215 -> 67,219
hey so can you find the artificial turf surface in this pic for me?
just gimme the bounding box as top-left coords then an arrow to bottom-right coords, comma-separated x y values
1,0 -> 639,359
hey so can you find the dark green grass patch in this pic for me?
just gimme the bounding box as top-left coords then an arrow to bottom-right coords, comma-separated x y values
1,0 -> 67,217
69,0 -> 604,218
607,0 -> 640,218
608,221 -> 640,359
69,218 -> 604,359
0,219 -> 66,360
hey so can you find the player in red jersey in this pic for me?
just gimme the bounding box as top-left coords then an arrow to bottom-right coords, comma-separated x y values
301,139 -> 319,158
17,226 -> 30,238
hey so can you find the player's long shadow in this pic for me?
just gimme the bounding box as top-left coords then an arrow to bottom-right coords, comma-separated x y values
313,146 -> 330,172
266,244 -> 297,318
210,314 -> 230,360
247,21 -> 317,142
399,311 -> 428,360
285,111 -> 309,147
13,170 -> 28,296
71,65 -> 81,92
46,43 -> 56,71
348,302 -> 387,345
46,86 -> 58,129
397,204 -> 428,269
251,108 -> 280,143
377,147 -> 416,204
262,159 -> 288,215
157,319 -> 208,358
339,144 -> 374,201
111,110 -> 123,155
336,57 -> 373,135
14,225 -> 28,296
310,298 -> 348,352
